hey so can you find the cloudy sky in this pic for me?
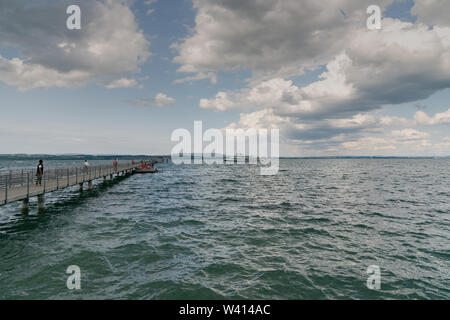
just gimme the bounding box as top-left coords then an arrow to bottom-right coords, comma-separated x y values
0,0 -> 449,156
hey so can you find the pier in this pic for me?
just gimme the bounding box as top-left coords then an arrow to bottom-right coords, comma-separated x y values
0,161 -> 140,212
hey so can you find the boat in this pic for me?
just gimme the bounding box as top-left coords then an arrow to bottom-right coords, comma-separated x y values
224,155 -> 250,163
134,167 -> 158,174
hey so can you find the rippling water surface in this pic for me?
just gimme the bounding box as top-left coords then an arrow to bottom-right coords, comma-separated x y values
0,159 -> 449,299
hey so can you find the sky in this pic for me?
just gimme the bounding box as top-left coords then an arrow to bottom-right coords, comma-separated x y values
0,0 -> 449,156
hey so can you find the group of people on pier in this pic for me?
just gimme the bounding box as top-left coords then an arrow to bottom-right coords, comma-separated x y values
140,161 -> 155,170
35,158 -> 122,185
34,158 -> 161,184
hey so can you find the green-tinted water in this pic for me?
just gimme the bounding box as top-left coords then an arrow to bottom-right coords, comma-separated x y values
0,159 -> 449,299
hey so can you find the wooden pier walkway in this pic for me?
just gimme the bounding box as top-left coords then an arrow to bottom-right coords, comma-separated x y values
0,161 -> 140,212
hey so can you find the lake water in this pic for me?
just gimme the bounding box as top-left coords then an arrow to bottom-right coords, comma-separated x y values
0,159 -> 449,299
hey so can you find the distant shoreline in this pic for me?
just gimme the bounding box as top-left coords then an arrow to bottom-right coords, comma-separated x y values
0,154 -> 164,161
0,154 -> 447,161
279,156 -> 446,159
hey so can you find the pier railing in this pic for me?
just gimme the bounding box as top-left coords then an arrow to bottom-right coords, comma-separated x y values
0,162 -> 134,189
0,161 -> 139,205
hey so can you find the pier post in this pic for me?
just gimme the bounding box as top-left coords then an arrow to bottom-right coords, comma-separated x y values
37,194 -> 45,212
22,198 -> 29,214
4,175 -> 8,204
79,183 -> 83,192
26,172 -> 30,199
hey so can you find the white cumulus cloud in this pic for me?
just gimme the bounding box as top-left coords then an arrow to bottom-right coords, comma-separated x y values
125,93 -> 176,108
0,0 -> 151,90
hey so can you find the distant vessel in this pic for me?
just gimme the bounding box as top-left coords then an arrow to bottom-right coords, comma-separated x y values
224,154 -> 250,163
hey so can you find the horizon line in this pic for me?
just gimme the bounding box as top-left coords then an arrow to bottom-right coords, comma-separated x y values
0,154 -> 448,159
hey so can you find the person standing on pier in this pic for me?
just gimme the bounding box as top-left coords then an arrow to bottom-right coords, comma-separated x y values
36,160 -> 44,186
113,158 -> 118,172
84,160 -> 90,174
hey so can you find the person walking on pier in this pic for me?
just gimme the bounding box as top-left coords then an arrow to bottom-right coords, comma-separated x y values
113,158 -> 118,172
84,160 -> 90,175
36,160 -> 44,186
